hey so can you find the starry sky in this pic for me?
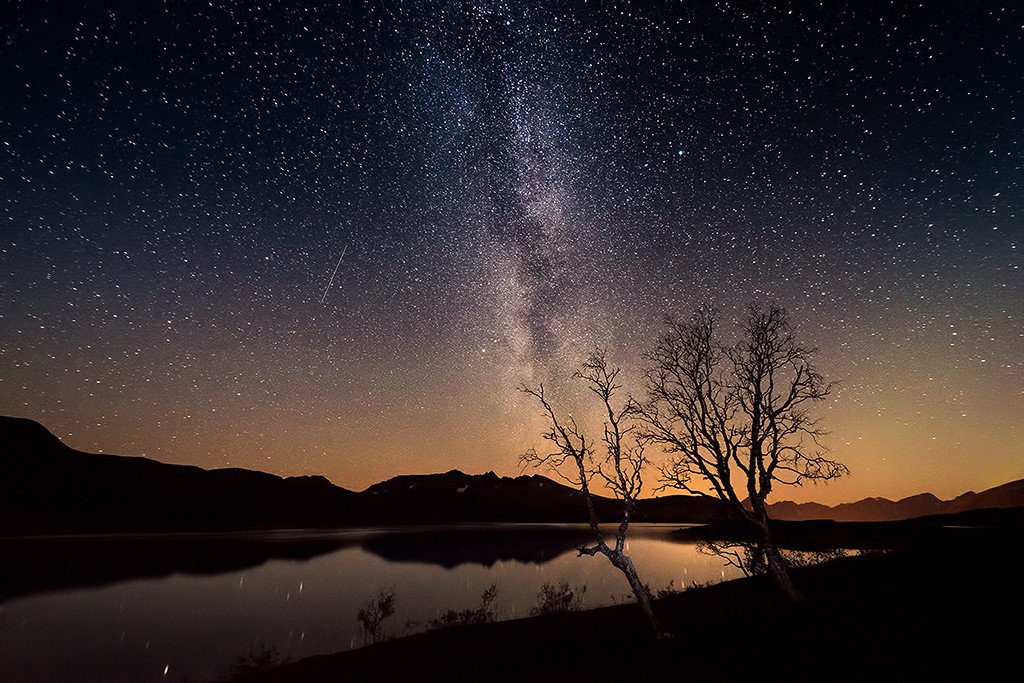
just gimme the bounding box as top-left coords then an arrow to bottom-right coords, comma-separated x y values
1,1 -> 1021,505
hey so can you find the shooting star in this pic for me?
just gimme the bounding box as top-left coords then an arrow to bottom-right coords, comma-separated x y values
320,244 -> 348,304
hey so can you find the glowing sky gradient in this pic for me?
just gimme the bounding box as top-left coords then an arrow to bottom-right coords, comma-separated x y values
1,2 -> 1021,505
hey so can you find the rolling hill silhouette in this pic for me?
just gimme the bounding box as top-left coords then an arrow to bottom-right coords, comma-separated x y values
3,415 -> 1021,534
0,416 -> 360,534
769,479 -> 1024,521
0,416 -> 727,534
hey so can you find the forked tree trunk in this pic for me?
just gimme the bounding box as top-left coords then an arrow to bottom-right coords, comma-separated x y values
756,523 -> 803,602
612,554 -> 671,639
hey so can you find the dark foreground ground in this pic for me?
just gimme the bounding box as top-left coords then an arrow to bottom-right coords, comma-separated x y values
240,533 -> 1023,683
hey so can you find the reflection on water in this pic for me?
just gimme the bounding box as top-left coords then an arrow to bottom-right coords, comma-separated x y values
697,539 -> 851,578
360,525 -> 595,568
0,533 -> 358,602
0,525 -> 742,682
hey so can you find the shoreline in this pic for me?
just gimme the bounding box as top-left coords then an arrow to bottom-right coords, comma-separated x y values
240,536 -> 1024,682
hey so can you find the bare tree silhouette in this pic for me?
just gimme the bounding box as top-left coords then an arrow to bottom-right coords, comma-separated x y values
521,350 -> 668,638
529,581 -> 587,616
428,585 -> 498,630
356,586 -> 396,645
697,539 -> 848,579
635,304 -> 848,600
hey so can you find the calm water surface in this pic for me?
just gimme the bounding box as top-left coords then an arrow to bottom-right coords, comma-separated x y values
0,524 -> 743,682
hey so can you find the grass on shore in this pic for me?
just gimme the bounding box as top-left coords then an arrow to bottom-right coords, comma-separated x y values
239,534 -> 1024,683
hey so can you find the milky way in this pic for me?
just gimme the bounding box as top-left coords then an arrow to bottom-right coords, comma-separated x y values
1,2 -> 1021,503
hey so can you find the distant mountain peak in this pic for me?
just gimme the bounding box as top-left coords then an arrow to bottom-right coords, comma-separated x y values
897,492 -> 941,503
769,479 -> 1024,522
0,414 -> 359,535
3,414 -> 1021,532
1,415 -> 72,455
363,468 -> 549,497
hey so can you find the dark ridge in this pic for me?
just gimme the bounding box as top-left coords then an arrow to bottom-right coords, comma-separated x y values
3,415 -> 1020,535
0,416 -> 729,535
770,478 -> 1024,521
675,506 -> 1024,550
0,416 -> 359,535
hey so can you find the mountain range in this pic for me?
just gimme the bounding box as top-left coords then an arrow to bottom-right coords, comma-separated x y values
768,479 -> 1024,522
0,415 -> 727,534
2,415 -> 1021,534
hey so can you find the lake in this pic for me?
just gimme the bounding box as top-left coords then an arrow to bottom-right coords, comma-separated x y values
0,524 -> 745,682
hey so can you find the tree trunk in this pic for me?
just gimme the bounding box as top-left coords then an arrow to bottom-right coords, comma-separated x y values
757,524 -> 803,602
614,555 -> 671,639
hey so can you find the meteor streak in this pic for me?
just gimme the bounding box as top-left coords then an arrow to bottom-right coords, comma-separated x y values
320,244 -> 347,304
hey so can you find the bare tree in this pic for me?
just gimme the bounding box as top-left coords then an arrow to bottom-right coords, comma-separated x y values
427,585 -> 498,630
521,350 -> 669,638
529,581 -> 587,616
635,304 -> 848,600
698,539 -> 848,580
356,586 -> 396,645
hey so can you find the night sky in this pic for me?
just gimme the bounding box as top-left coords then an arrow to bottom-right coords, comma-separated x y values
1,2 -> 1020,504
